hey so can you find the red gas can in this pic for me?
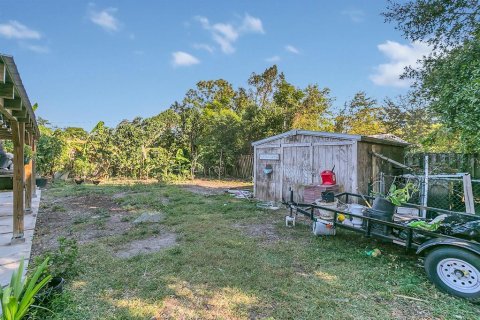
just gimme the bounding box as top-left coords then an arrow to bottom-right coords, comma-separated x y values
320,167 -> 336,185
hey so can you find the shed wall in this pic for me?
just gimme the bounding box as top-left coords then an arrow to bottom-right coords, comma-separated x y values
356,142 -> 405,195
254,134 -> 357,202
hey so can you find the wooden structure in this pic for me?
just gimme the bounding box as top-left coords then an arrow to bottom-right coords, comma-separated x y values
252,130 -> 408,201
0,54 -> 40,244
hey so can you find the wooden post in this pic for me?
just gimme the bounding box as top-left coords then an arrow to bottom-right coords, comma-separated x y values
463,173 -> 475,214
421,155 -> 429,218
31,139 -> 37,198
11,121 -> 25,244
25,143 -> 33,213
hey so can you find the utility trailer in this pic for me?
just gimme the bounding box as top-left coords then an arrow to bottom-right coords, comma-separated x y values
283,191 -> 480,300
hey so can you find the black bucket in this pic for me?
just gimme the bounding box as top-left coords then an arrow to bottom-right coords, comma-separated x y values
35,178 -> 48,188
363,208 -> 393,236
372,197 -> 396,215
321,191 -> 335,203
36,277 -> 65,303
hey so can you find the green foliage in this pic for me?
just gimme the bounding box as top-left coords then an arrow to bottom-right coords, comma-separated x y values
34,64 -> 458,180
384,0 -> 480,151
35,133 -> 64,177
72,158 -> 92,178
23,146 -> 32,161
38,237 -> 79,279
0,258 -> 52,320
383,0 -> 480,51
386,183 -> 419,206
420,38 -> 480,151
335,92 -> 385,135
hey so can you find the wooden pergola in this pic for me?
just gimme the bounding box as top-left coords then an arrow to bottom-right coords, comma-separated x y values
0,54 -> 40,244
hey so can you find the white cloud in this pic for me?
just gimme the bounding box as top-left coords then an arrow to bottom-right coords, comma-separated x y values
23,44 -> 50,53
341,9 -> 365,23
172,51 -> 200,67
195,13 -> 264,54
266,55 -> 280,63
0,21 -> 41,40
285,45 -> 300,54
193,43 -> 214,53
240,14 -> 264,34
370,40 -> 431,87
89,6 -> 120,32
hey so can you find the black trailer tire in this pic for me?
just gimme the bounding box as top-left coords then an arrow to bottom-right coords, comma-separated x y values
424,247 -> 480,300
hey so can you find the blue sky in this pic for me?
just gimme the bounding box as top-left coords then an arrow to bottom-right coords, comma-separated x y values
0,1 -> 429,130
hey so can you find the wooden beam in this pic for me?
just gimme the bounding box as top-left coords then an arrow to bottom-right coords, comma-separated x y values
25,134 -> 33,213
12,109 -> 27,118
0,83 -> 14,99
16,116 -> 30,123
0,63 -> 5,84
4,98 -> 22,110
11,121 -> 25,243
31,139 -> 37,198
0,133 -> 12,139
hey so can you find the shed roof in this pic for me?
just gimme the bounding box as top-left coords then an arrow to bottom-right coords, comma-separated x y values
251,130 -> 409,147
0,53 -> 40,139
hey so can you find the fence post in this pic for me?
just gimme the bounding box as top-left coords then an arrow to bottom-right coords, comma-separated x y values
421,155 -> 429,218
463,173 -> 475,214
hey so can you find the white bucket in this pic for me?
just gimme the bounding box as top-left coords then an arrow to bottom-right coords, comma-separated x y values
315,199 -> 338,220
312,219 -> 336,236
349,204 -> 365,226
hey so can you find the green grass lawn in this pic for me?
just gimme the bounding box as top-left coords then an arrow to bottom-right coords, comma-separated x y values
31,182 -> 480,319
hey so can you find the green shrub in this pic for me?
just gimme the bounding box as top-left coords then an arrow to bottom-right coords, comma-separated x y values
0,258 -> 52,320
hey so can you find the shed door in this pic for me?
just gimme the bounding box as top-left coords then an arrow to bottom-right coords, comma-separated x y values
282,143 -> 313,202
281,141 -> 355,201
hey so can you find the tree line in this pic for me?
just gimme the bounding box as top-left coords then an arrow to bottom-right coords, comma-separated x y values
22,0 -> 480,181
32,64 -> 451,181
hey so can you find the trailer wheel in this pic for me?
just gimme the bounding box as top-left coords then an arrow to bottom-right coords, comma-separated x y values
424,247 -> 480,300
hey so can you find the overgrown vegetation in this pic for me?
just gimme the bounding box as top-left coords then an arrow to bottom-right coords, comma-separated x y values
31,68 -> 449,181
384,0 -> 480,151
29,182 -> 480,319
34,237 -> 79,280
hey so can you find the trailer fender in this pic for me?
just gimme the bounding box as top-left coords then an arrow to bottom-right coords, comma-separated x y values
416,238 -> 480,256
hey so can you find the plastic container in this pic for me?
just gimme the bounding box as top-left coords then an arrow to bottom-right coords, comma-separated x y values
372,197 -> 396,215
320,170 -> 336,185
312,219 -> 336,236
315,199 -> 338,220
321,191 -> 335,202
349,204 -> 365,226
363,208 -> 393,235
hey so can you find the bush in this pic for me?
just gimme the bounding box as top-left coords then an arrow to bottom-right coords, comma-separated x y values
35,237 -> 79,279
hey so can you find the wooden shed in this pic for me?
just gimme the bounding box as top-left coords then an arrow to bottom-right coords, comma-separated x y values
252,130 -> 409,202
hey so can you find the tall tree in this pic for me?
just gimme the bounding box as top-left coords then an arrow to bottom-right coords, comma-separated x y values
335,92 -> 385,135
384,0 -> 480,150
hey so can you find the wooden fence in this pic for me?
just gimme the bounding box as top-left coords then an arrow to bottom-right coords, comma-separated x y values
405,153 -> 480,178
230,153 -> 480,180
230,154 -> 254,179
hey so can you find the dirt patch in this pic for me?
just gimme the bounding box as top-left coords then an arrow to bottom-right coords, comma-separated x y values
113,191 -> 170,205
176,179 -> 252,196
32,194 -> 136,256
234,221 -> 283,244
114,233 -> 176,258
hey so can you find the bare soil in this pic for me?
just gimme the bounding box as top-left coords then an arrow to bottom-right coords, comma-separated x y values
176,179 -> 252,196
114,233 -> 176,258
31,193 -> 134,256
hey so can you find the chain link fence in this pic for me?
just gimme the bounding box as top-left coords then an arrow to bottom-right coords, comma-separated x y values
370,173 -> 480,216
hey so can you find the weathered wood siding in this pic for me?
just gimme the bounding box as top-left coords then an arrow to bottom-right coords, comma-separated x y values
356,142 -> 405,195
254,134 -> 358,202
